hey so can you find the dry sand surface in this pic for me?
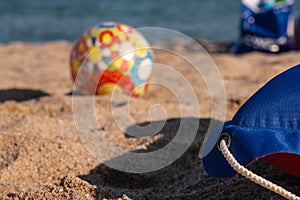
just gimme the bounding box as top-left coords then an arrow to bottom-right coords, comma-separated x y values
0,41 -> 299,199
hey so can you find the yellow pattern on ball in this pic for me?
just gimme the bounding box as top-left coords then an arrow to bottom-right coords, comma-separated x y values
88,46 -> 102,63
134,85 -> 146,95
136,45 -> 148,58
111,57 -> 123,69
97,83 -> 122,95
72,59 -> 81,73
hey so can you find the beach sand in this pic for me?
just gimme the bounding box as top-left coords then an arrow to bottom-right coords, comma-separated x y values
0,41 -> 299,199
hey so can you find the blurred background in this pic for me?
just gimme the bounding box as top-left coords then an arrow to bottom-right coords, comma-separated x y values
1,0 -> 299,43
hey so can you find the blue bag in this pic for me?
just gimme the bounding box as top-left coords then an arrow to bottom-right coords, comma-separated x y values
231,0 -> 294,53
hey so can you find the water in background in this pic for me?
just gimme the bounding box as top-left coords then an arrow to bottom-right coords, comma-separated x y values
1,0 -> 300,43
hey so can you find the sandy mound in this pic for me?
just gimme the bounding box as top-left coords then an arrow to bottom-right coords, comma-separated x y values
0,41 -> 299,199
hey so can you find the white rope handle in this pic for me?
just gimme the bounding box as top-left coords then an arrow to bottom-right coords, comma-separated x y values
219,139 -> 300,200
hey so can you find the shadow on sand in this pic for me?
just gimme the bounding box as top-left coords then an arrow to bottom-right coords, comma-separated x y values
0,88 -> 49,103
79,118 -> 219,198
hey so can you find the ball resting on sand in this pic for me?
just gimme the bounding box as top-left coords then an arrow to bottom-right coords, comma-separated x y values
70,22 -> 154,97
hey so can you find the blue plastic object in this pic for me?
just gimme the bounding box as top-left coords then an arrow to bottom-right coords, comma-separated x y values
202,64 -> 300,178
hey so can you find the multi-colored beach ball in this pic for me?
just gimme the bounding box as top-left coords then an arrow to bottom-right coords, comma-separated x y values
70,22 -> 154,97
